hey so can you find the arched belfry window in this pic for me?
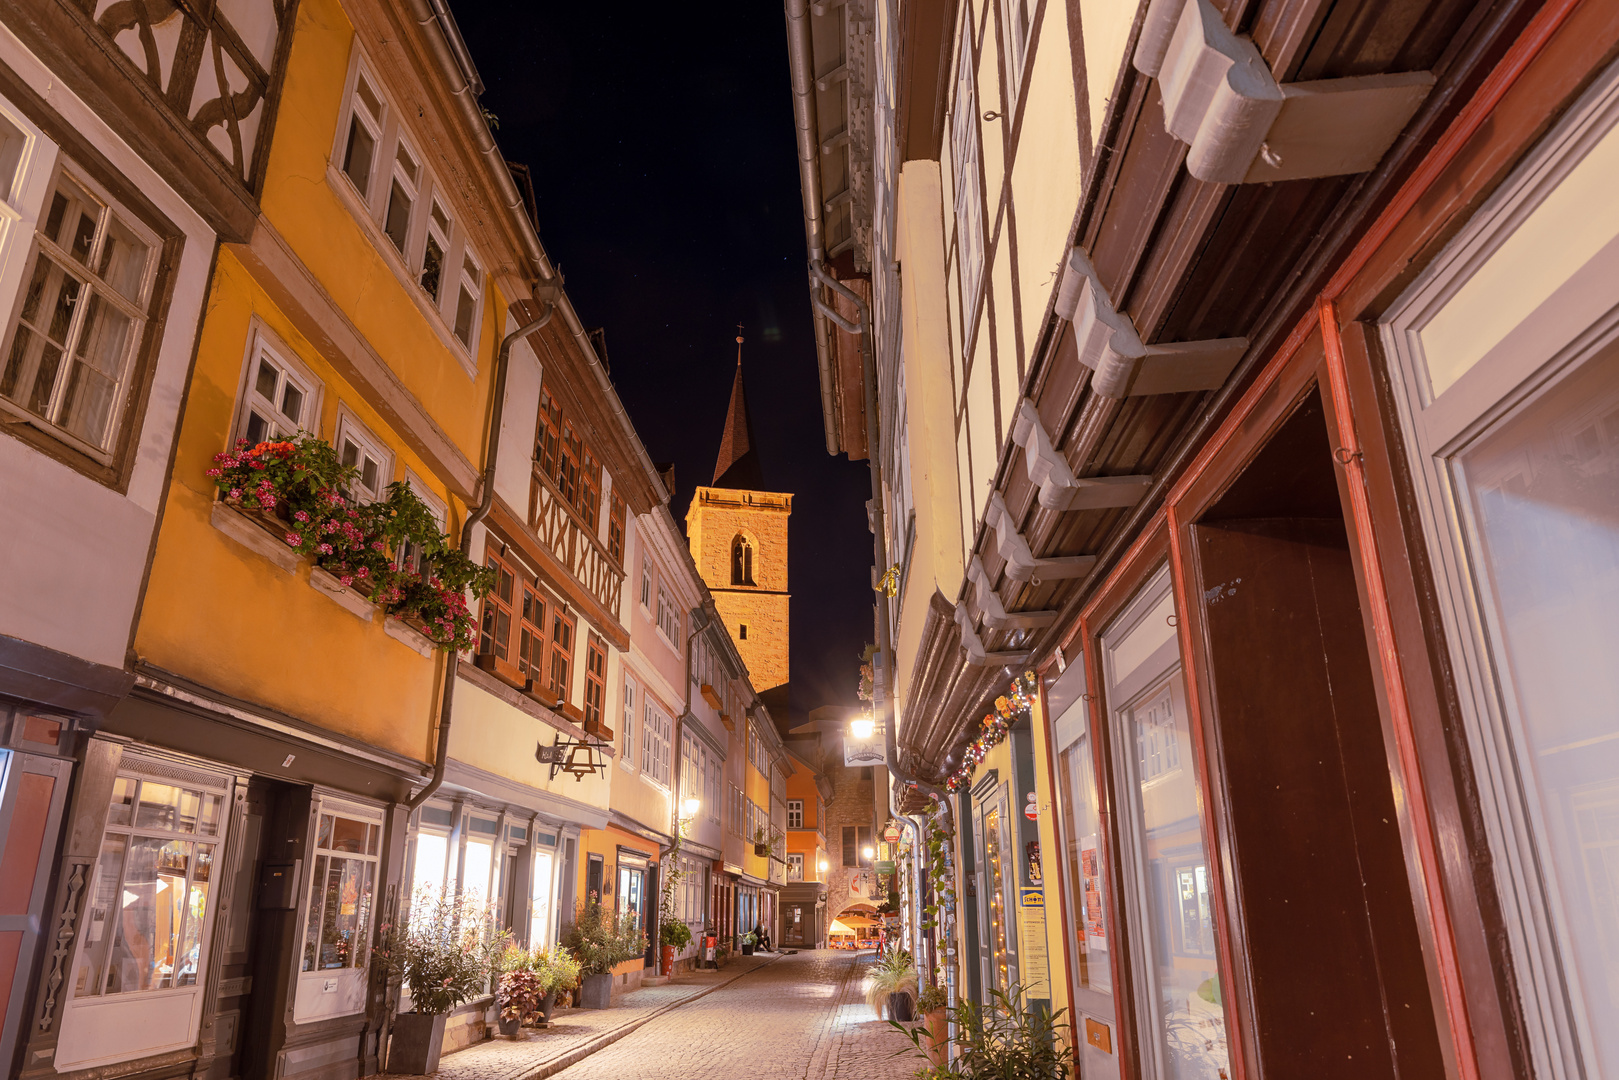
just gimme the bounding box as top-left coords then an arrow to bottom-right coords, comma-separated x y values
731,535 -> 755,586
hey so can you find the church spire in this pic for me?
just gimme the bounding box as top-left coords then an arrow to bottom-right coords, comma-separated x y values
712,329 -> 765,490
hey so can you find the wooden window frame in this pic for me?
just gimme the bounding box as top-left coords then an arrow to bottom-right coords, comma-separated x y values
517,582 -> 549,691
583,634 -> 609,738
549,609 -> 576,710
608,491 -> 626,564
477,549 -> 521,684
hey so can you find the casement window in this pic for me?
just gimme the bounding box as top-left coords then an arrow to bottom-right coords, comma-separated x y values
517,584 -> 548,687
236,333 -> 319,445
787,853 -> 804,881
999,0 -> 1037,104
708,750 -> 721,823
640,563 -> 652,609
549,610 -> 575,703
729,783 -> 743,836
641,697 -> 673,786
340,69 -> 384,198
301,808 -> 381,975
535,383 -> 607,527
608,493 -> 626,563
787,800 -> 803,829
420,198 -> 451,302
950,26 -> 985,337
397,472 -> 445,575
529,845 -> 556,948
842,825 -> 858,867
335,409 -> 392,504
453,248 -> 482,350
620,675 -> 636,768
479,551 -> 517,669
1,166 -> 159,457
583,635 -> 607,730
383,135 -> 420,255
656,588 -> 680,642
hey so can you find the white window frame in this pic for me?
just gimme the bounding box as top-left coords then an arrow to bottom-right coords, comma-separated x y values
641,563 -> 653,610
620,674 -> 637,771
1379,62 -> 1619,1080
333,405 -> 393,504
381,129 -> 422,258
451,243 -> 484,352
399,469 -> 446,574
232,319 -> 322,446
334,58 -> 387,208
787,799 -> 803,829
642,696 -> 672,788
951,22 -> 985,349
787,853 -> 804,881
293,796 -> 385,1024
420,196 -> 452,305
999,0 -> 1037,106
55,753 -> 232,1071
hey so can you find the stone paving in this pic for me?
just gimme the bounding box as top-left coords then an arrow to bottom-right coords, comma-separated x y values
381,950 -> 921,1080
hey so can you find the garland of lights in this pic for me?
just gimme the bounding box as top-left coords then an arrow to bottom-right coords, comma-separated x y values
944,671 -> 1038,793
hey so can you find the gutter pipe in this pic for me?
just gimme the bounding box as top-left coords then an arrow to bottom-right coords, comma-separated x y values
785,0 -> 841,455
409,301 -> 555,811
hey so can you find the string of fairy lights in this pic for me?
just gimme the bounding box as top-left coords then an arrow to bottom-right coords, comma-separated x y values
943,671 -> 1038,793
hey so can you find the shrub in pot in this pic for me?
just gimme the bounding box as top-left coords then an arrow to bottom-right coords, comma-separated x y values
497,945 -> 541,1037
659,918 -> 692,976
380,890 -> 508,1073
865,949 -> 918,1021
891,983 -> 1074,1080
740,930 -> 757,956
559,899 -> 646,1009
534,946 -> 582,1022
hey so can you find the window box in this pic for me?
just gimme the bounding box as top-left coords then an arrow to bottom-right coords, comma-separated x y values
583,717 -> 615,742
309,566 -> 377,621
385,616 -> 435,657
210,500 -> 300,573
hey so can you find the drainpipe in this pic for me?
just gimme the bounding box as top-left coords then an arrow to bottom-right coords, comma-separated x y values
785,0 -> 840,455
409,297 -> 556,811
811,259 -> 959,1030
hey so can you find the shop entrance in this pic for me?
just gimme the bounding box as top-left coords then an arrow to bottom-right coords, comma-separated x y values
1184,389 -> 1444,1078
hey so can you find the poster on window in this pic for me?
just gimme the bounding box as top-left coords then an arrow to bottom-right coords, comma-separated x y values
1080,834 -> 1106,951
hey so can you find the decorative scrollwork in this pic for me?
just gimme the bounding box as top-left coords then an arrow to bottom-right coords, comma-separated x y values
37,861 -> 87,1032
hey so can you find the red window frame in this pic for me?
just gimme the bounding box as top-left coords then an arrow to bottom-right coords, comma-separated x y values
478,552 -> 517,676
584,634 -> 609,736
518,584 -> 548,689
550,610 -> 575,707
608,493 -> 626,564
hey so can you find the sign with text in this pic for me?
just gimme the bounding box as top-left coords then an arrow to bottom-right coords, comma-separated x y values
1018,888 -> 1050,999
844,731 -> 886,766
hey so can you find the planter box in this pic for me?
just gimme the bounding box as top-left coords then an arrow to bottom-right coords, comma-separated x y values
385,616 -> 436,656
754,843 -> 770,857
389,1012 -> 447,1075
211,502 -> 300,572
308,566 -> 378,621
578,972 -> 613,1010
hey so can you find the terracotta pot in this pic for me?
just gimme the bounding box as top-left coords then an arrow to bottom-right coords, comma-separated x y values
660,944 -> 676,975
922,1009 -> 948,1066
389,1012 -> 447,1075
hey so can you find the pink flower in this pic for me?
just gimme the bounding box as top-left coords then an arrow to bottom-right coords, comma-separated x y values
228,488 -> 243,500
294,511 -> 309,522
285,534 -> 300,546
206,468 -> 222,478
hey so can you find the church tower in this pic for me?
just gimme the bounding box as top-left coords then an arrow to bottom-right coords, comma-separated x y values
687,336 -> 792,697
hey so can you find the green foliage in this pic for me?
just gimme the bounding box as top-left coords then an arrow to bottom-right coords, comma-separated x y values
917,983 -> 949,1013
378,889 -> 509,1016
866,950 -> 919,1014
891,984 -> 1074,1080
559,898 -> 647,976
660,919 -> 693,950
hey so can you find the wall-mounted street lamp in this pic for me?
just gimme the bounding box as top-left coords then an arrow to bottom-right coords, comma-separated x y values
818,857 -> 829,873
681,797 -> 701,821
862,845 -> 876,861
850,714 -> 881,740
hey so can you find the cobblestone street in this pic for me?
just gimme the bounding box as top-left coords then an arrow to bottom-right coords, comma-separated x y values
550,950 -> 918,1080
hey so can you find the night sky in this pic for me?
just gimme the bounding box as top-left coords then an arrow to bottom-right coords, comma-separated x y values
454,2 -> 871,719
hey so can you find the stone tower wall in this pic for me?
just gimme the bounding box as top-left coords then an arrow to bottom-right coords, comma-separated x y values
687,486 -> 792,693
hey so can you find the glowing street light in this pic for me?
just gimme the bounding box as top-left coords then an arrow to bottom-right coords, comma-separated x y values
862,845 -> 876,861
850,715 -> 876,740
680,797 -> 701,820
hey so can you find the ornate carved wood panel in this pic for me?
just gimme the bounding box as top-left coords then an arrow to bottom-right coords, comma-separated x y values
78,0 -> 293,188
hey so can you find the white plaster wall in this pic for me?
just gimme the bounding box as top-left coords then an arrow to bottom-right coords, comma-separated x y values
1079,0 -> 1140,157
0,26 -> 215,670
493,325 -> 541,513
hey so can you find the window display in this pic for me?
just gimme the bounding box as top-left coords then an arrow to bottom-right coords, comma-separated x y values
301,811 -> 379,973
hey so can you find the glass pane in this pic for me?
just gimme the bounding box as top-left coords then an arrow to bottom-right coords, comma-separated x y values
384,180 -> 411,252
0,113 -> 24,204
353,860 -> 375,970
97,214 -> 150,303
135,782 -> 184,831
317,813 -> 334,850
280,380 -> 303,424
412,832 -> 447,900
420,234 -> 444,300
43,175 -> 100,264
430,201 -> 449,233
314,856 -> 368,969
1121,673 -> 1228,1079
983,806 -> 1013,991
463,839 -> 493,902
1,254 -> 82,415
1458,347 -> 1619,1073
366,822 -> 380,856
72,835 -> 128,997
454,284 -> 475,345
245,410 -> 268,445
302,853 -> 327,972
198,793 -> 223,837
530,851 -> 553,945
329,815 -> 367,854
255,358 -> 278,400
1059,734 -> 1111,993
354,75 -> 381,121
107,837 -> 190,993
395,142 -> 418,185
107,777 -> 136,826
61,291 -> 134,446
175,844 -> 213,986
342,116 -> 375,194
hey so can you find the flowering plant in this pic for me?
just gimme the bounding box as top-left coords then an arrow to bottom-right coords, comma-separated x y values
209,435 -> 494,649
944,672 -> 1037,793
559,898 -> 648,977
378,889 -> 509,1016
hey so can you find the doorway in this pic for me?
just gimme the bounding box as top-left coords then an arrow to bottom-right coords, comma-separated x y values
1184,389 -> 1445,1078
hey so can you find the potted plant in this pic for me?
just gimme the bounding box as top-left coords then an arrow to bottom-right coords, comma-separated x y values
382,890 -> 508,1074
915,984 -> 949,1065
866,949 -> 918,1021
559,898 -> 646,1009
533,945 -> 581,1024
740,929 -> 757,956
496,945 -> 540,1038
891,984 -> 1074,1079
659,918 -> 692,977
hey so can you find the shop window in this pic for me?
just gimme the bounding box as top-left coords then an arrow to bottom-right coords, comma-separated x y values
584,635 -> 607,731
70,772 -> 225,998
1054,697 -> 1111,994
787,799 -> 803,829
295,800 -> 383,1023
550,610 -> 575,704
1,166 -> 159,457
464,815 -> 499,905
530,849 -> 556,947
411,828 -> 453,901
976,795 -> 1016,994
